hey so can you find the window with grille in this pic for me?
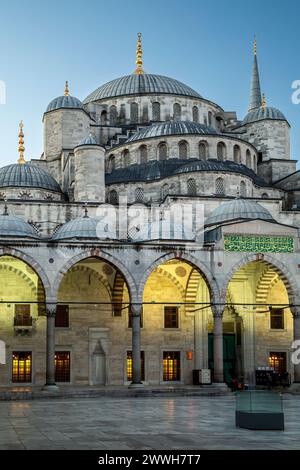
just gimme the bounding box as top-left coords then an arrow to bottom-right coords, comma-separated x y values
217,142 -> 226,161
215,178 -> 225,195
179,141 -> 188,159
140,145 -> 148,164
187,178 -> 197,196
123,150 -> 130,166
109,155 -> 115,172
55,305 -> 69,328
110,105 -> 117,125
55,351 -> 71,382
234,145 -> 241,164
130,102 -> 138,123
253,154 -> 257,171
192,106 -> 199,122
164,307 -> 179,328
109,190 -> 118,205
158,143 -> 167,161
269,352 -> 287,374
270,308 -> 284,329
163,351 -> 180,381
128,309 -> 143,328
199,142 -> 207,159
12,352 -> 32,383
240,181 -> 246,197
152,102 -> 161,121
101,110 -> 107,124
161,184 -> 169,199
127,351 -> 145,381
208,111 -> 212,126
173,103 -> 181,121
135,187 -> 144,203
246,149 -> 251,167
14,304 -> 31,326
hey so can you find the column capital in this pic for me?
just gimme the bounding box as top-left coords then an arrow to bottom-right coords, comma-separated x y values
46,304 -> 57,317
291,307 -> 300,318
212,304 -> 224,318
131,303 -> 142,316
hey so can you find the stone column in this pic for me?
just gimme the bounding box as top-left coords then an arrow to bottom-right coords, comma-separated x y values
212,306 -> 226,386
43,303 -> 58,391
129,304 -> 144,388
293,310 -> 300,383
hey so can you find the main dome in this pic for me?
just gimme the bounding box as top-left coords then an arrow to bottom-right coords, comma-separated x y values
205,199 -> 274,227
126,121 -> 217,143
0,164 -> 61,192
83,74 -> 202,103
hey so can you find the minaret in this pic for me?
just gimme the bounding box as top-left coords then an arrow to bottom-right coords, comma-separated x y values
248,35 -> 262,111
134,33 -> 144,75
17,121 -> 26,164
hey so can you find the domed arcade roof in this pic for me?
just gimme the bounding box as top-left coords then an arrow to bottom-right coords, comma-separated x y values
52,216 -> 117,241
205,199 -> 274,227
0,212 -> 40,239
0,164 -> 61,192
83,74 -> 202,104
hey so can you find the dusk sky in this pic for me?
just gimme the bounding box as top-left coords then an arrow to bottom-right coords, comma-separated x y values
0,0 -> 299,166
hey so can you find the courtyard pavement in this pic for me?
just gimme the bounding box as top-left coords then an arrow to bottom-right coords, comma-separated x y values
0,395 -> 299,450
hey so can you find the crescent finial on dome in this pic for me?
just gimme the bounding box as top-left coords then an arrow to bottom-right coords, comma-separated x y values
17,121 -> 26,165
134,32 -> 144,75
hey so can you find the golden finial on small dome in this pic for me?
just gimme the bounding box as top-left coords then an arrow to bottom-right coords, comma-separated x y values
262,93 -> 266,109
134,32 -> 144,75
64,80 -> 69,96
17,120 -> 26,165
254,34 -> 257,56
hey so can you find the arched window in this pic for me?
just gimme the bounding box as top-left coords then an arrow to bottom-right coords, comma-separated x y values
110,105 -> 117,125
108,155 -> 115,172
204,116 -> 208,125
140,145 -> 148,164
253,154 -> 257,172
173,103 -> 181,121
161,183 -> 169,199
262,193 -> 269,199
233,145 -> 241,164
199,141 -> 207,160
101,110 -> 107,124
158,142 -> 167,161
130,102 -> 138,123
123,149 -> 130,167
215,177 -> 225,195
109,190 -> 118,205
152,102 -> 161,121
208,111 -> 212,127
192,106 -> 199,122
187,178 -> 197,196
135,187 -> 144,203
246,149 -> 251,168
120,104 -> 126,123
217,142 -> 226,161
240,180 -> 246,197
178,140 -> 188,159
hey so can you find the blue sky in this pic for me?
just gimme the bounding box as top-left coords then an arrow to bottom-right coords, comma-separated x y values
0,0 -> 299,166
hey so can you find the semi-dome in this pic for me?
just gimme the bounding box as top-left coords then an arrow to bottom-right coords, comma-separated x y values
46,95 -> 83,113
0,164 -> 61,192
205,199 -> 274,227
52,216 -> 117,241
83,74 -> 202,103
131,219 -> 195,242
0,212 -> 39,239
243,106 -> 286,125
126,121 -> 217,144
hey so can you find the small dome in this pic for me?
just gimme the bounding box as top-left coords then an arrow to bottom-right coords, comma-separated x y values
52,216 -> 117,240
79,134 -> 97,145
205,199 -> 274,227
46,95 -> 83,113
126,121 -> 217,144
243,106 -> 286,125
0,213 -> 39,238
0,164 -> 61,192
131,219 -> 195,242
83,74 -> 202,103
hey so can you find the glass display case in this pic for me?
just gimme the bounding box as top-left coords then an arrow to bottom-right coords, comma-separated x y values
235,391 -> 284,430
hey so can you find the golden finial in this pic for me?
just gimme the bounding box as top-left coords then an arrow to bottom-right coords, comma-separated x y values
17,120 -> 26,165
254,34 -> 257,56
134,32 -> 144,75
64,80 -> 69,96
262,93 -> 266,109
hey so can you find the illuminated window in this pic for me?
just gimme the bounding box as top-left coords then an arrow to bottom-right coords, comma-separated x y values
128,309 -> 143,328
269,352 -> 287,374
14,304 -> 31,326
12,352 -> 32,383
55,305 -> 69,328
270,308 -> 284,329
164,307 -> 179,328
127,351 -> 145,381
163,351 -> 180,381
55,351 -> 70,382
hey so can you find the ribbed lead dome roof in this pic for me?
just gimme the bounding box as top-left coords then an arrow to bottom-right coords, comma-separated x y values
0,164 -> 61,192
243,106 -> 286,125
83,74 -> 202,103
52,216 -> 117,240
205,199 -> 274,227
0,213 -> 40,238
126,121 -> 217,143
46,95 -> 83,113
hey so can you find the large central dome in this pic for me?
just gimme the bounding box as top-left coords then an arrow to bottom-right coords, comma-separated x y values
83,74 -> 202,103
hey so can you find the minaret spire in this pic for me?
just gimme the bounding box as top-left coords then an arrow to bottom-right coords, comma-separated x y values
17,121 -> 26,165
134,33 -> 144,75
248,35 -> 262,111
